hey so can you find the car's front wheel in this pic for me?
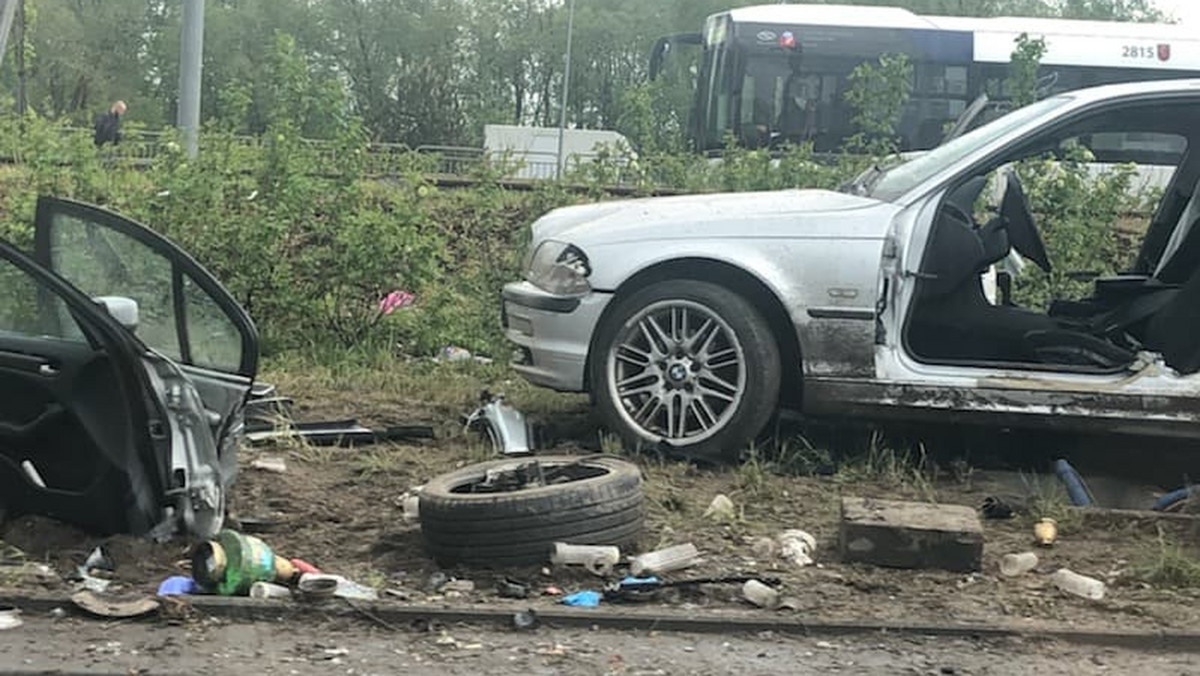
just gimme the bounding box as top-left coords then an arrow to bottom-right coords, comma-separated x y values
591,280 -> 781,462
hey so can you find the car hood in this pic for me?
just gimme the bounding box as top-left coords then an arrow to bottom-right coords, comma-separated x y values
531,189 -> 891,245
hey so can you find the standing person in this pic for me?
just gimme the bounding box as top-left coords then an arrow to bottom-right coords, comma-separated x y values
93,100 -> 127,147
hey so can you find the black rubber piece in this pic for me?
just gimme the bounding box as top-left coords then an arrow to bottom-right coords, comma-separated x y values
590,279 -> 782,462
419,455 -> 644,566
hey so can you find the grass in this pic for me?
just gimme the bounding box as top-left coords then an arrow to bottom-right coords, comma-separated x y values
1133,528 -> 1200,589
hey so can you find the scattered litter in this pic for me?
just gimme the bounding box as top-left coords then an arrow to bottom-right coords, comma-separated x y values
251,456 -> 288,474
441,579 -> 475,594
249,582 -> 292,599
378,290 -> 416,316
400,491 -> 421,523
436,631 -> 462,648
1054,459 -> 1094,507
542,585 -> 563,596
742,579 -> 780,609
296,575 -> 339,600
426,572 -> 449,593
74,547 -> 116,594
536,643 -> 569,656
290,558 -> 321,575
440,346 -> 474,362
980,496 -> 1016,519
562,590 -> 602,607
778,530 -> 817,568
512,609 -> 540,630
1033,518 -> 1058,548
1051,568 -> 1106,601
48,607 -> 66,620
71,591 -> 159,619
606,576 -> 779,603
0,606 -> 22,631
704,494 -> 736,522
323,647 -> 350,658
464,391 -> 534,456
630,543 -> 699,576
191,530 -> 298,596
298,573 -> 378,601
551,543 -> 620,577
998,552 -> 1039,578
497,578 -> 530,599
156,576 -> 200,596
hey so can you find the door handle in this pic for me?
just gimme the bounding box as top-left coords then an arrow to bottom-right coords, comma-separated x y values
38,363 -> 59,377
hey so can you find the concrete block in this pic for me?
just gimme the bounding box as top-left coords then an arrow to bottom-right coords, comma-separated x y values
839,497 -> 983,573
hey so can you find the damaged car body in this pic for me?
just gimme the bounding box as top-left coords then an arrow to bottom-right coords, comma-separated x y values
0,197 -> 258,539
504,80 -> 1200,460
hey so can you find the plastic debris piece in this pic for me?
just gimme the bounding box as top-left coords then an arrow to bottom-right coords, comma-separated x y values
778,530 -> 817,568
704,494 -> 736,522
512,609 -> 540,630
250,582 -> 292,599
0,606 -> 22,630
441,579 -> 475,594
71,592 -> 160,619
251,456 -> 287,474
1051,568 -> 1106,601
550,543 -> 620,576
630,544 -> 699,576
290,558 -> 321,575
742,579 -> 780,609
156,576 -> 200,596
999,552 -> 1039,578
497,578 -> 530,599
561,590 -> 602,607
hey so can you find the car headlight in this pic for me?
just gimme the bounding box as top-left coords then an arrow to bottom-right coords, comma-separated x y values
525,241 -> 592,295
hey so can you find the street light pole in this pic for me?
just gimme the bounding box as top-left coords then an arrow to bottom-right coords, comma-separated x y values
178,0 -> 206,158
555,0 -> 576,180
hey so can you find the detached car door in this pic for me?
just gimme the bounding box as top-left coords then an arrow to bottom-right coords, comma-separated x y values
0,238 -> 167,536
33,196 -> 260,537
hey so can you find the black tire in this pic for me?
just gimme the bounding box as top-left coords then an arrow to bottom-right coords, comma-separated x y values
591,279 -> 781,462
419,455 -> 644,567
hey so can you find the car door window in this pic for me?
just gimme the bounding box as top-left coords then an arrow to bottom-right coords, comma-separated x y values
0,256 -> 86,342
36,198 -> 257,377
45,212 -> 181,358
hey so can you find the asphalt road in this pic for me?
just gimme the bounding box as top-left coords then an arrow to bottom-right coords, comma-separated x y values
1,615 -> 1198,675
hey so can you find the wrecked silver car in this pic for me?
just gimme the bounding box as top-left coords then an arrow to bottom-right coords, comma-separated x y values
0,197 -> 257,538
504,80 -> 1200,460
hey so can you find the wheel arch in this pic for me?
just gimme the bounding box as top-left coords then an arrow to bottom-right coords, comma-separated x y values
586,257 -> 804,406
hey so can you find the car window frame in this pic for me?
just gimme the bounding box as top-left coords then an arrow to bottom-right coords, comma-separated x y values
33,197 -> 259,379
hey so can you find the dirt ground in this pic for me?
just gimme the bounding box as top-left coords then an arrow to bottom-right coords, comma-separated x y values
4,615 -> 1200,676
2,364 -> 1199,638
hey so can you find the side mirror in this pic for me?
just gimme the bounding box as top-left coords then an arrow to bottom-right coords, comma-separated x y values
94,296 -> 139,331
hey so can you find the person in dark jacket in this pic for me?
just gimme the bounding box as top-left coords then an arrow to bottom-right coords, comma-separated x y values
93,100 -> 127,147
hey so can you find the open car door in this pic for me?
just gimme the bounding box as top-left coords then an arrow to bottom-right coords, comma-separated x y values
0,238 -> 169,535
32,196 -> 260,538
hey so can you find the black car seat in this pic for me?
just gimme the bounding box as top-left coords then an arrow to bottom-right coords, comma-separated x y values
1141,265 -> 1200,375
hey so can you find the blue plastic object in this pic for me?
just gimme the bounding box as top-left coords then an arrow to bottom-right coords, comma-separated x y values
1053,459 -> 1093,507
157,575 -> 200,596
561,590 -> 602,607
1153,486 -> 1196,512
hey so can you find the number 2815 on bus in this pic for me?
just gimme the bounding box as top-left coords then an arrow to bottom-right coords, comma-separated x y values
1122,45 -> 1157,60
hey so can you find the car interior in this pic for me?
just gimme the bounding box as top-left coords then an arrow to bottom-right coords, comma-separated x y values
906,100 -> 1200,375
0,248 -> 162,535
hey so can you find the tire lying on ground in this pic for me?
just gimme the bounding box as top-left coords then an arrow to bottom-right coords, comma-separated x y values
419,455 -> 644,567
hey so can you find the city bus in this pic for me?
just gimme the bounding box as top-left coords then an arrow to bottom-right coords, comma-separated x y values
651,4 -> 1200,159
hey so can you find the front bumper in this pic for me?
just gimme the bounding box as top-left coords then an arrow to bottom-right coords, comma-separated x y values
502,281 -> 612,392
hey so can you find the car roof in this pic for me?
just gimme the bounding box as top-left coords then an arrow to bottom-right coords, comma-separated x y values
1056,78 -> 1200,105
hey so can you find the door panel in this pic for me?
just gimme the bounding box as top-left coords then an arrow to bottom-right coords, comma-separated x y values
0,241 -> 164,535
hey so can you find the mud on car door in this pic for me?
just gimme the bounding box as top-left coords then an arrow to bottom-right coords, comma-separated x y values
0,239 -> 171,535
32,196 -> 260,538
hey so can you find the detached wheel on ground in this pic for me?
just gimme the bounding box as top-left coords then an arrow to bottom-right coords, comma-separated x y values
419,455 -> 644,567
590,279 -> 782,462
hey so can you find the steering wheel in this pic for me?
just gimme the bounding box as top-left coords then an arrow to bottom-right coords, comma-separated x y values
1000,172 -> 1052,273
